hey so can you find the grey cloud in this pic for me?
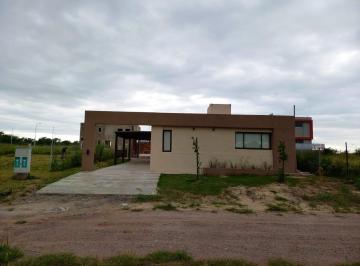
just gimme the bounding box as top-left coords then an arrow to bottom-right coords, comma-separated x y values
0,0 -> 359,149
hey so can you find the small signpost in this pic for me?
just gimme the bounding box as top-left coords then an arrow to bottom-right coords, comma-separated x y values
312,143 -> 325,175
13,147 -> 32,179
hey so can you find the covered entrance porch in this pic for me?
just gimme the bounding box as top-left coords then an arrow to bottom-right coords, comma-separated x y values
114,130 -> 151,165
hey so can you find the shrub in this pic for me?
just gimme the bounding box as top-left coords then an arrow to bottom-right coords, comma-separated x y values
297,151 -> 360,180
0,244 -> 23,264
94,144 -> 113,162
50,150 -> 82,171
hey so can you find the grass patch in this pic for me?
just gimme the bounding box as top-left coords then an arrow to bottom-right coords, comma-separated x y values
130,208 -> 143,212
199,258 -> 256,265
226,207 -> 254,214
0,245 -> 355,266
266,202 -> 301,213
0,244 -> 23,264
14,220 -> 27,224
268,258 -> 303,266
12,253 -> 98,266
309,185 -> 360,212
143,250 -> 192,264
274,196 -> 288,202
153,203 -> 177,211
267,203 -> 289,212
134,194 -> 162,202
158,174 -> 278,197
0,154 -> 80,202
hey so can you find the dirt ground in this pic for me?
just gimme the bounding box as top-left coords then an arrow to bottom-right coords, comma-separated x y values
1,194 -> 360,266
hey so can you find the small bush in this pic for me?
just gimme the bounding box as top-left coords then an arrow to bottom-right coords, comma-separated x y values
0,244 -> 23,264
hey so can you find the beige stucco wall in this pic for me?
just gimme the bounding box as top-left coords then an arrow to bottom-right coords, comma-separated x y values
150,126 -> 273,174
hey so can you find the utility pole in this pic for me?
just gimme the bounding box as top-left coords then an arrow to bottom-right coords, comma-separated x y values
11,128 -> 13,145
293,105 -> 296,117
33,122 -> 41,147
345,142 -> 349,178
50,127 -> 55,168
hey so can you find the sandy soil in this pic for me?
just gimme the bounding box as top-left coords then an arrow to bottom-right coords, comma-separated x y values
1,194 -> 360,266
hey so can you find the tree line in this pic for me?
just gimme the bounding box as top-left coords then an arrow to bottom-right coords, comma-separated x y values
0,131 -> 79,145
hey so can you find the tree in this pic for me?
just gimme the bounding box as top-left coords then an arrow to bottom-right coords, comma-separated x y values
37,137 -> 52,145
277,141 -> 288,183
354,148 -> 360,156
192,137 -> 201,179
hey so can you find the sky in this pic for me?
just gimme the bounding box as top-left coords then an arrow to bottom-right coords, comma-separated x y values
0,0 -> 359,150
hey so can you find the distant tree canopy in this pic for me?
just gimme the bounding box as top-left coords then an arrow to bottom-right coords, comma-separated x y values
0,131 -> 77,145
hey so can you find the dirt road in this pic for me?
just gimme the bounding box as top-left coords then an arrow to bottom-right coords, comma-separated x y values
0,196 -> 360,265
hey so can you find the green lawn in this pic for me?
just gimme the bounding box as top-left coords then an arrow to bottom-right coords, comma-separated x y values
158,174 -> 281,196
0,154 -> 80,201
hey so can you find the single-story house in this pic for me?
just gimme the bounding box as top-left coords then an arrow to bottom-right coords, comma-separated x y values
81,104 -> 305,174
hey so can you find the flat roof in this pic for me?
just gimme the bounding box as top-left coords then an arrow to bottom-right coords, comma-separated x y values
85,111 -> 296,129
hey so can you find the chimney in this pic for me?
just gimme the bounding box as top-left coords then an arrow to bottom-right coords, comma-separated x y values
207,104 -> 231,115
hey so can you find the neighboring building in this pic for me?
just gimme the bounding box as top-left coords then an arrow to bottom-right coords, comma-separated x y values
80,123 -> 140,148
295,117 -> 313,150
81,104 -> 300,174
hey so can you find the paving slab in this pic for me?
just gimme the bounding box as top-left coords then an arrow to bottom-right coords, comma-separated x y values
37,159 -> 159,195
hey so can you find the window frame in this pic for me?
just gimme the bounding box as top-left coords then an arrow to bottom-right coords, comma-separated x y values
162,130 -> 172,152
235,132 -> 272,150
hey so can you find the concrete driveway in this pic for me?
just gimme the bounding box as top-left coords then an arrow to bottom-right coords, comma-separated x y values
38,158 -> 159,195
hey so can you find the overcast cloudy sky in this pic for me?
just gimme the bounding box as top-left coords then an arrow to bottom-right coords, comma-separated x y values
0,0 -> 359,150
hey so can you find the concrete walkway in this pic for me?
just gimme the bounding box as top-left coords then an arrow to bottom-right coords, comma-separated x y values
37,159 -> 159,195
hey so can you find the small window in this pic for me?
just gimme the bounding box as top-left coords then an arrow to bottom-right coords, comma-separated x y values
235,132 -> 271,149
125,128 -> 130,132
97,140 -> 101,145
98,127 -> 102,132
118,128 -> 123,131
162,130 -> 172,152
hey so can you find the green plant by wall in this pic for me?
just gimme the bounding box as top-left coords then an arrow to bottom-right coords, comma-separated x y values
192,137 -> 201,179
277,141 -> 288,183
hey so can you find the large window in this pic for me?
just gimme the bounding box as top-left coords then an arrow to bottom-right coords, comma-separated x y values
162,130 -> 172,152
235,132 -> 271,149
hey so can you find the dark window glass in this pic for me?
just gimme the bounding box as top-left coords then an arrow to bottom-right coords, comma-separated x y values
162,130 -> 172,152
235,132 -> 271,149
